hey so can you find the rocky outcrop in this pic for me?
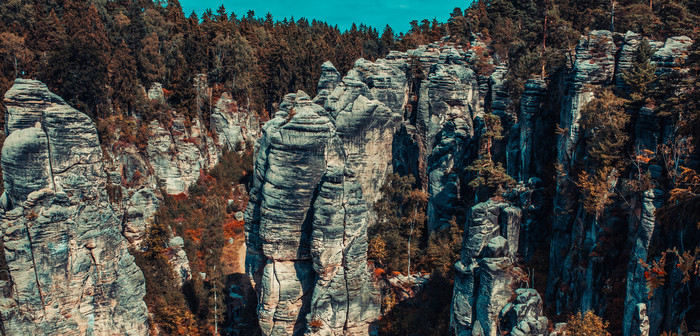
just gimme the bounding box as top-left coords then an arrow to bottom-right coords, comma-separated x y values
322,59 -> 406,206
313,61 -> 341,106
451,200 -> 527,336
517,78 -> 547,182
1,126 -> 52,207
211,92 -> 261,152
422,63 -> 480,230
450,190 -> 550,336
246,41 -> 506,334
247,31 -> 698,335
146,117 -> 219,195
540,30 -> 697,334
245,92 -> 380,336
500,289 -> 549,336
147,82 -> 165,102
546,30 -> 621,314
0,79 -> 148,335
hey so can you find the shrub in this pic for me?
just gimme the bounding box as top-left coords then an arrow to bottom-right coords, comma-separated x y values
565,311 -> 611,336
579,88 -> 630,169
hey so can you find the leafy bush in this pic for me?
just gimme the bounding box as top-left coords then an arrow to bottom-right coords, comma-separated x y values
565,311 -> 611,336
579,88 -> 630,169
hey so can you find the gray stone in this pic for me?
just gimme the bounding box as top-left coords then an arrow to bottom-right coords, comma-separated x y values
1,125 -> 52,207
210,92 -> 261,152
0,80 -> 148,336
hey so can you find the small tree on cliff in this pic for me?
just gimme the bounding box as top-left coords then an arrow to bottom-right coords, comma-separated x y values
576,87 -> 629,216
621,38 -> 657,107
467,113 -> 515,197
370,173 -> 428,274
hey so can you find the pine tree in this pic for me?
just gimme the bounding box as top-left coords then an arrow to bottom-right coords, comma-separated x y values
109,40 -> 141,115
621,38 -> 657,105
370,173 -> 428,274
466,114 -> 515,196
379,25 -> 395,55
579,88 -> 630,169
52,1 -> 111,118
138,32 -> 164,86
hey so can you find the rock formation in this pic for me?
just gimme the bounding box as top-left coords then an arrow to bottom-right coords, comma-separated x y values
1,27 -> 695,336
211,92 -> 261,152
244,40 -> 502,334
245,91 -> 381,336
451,198 -> 548,336
243,31 -> 698,335
0,75 -> 265,334
0,79 -> 148,335
543,31 -> 696,335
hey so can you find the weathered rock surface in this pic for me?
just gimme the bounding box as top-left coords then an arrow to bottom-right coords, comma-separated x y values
245,40 -> 514,334
211,92 -> 261,152
542,30 -> 697,334
146,116 -> 219,195
245,91 -> 380,336
499,289 -> 548,336
1,125 -> 52,207
0,79 -> 148,335
451,200 -> 527,336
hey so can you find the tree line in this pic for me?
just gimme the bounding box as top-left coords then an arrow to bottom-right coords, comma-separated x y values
0,0 -> 446,122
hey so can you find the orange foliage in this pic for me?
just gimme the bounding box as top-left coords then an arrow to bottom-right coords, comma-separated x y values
182,137 -> 198,144
308,318 -> 323,332
374,267 -> 386,278
635,149 -> 655,164
198,169 -> 216,184
172,193 -> 188,201
185,228 -> 202,244
223,219 -> 244,239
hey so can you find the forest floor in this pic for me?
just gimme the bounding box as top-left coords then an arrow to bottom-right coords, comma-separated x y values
221,233 -> 246,275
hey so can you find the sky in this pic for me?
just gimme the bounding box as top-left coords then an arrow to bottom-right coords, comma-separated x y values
180,0 -> 470,33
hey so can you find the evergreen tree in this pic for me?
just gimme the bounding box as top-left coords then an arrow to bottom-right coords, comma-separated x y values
621,38 -> 657,105
370,174 -> 429,274
51,1 -> 111,118
109,40 -> 141,115
138,32 -> 164,86
379,25 -> 395,55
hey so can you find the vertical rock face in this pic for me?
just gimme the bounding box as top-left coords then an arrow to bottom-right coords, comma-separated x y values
0,79 -> 148,335
451,188 -> 550,336
146,116 -> 219,195
211,92 -> 261,152
623,190 -> 663,335
245,92 -> 380,336
422,63 -> 480,230
518,79 -> 547,182
539,30 -> 697,334
546,30 -> 620,313
1,126 -> 52,207
246,42 -> 495,334
248,31 -> 697,335
451,200 -> 520,336
323,59 -> 406,206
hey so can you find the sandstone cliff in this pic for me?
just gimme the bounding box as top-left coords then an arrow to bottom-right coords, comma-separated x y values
0,79 -> 148,335
246,31 -> 698,335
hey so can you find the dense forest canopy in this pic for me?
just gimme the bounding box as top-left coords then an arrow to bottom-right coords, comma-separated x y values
1,0 -> 697,123
0,0 -> 447,122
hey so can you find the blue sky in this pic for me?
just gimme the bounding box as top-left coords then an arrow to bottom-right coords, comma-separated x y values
180,0 -> 471,33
